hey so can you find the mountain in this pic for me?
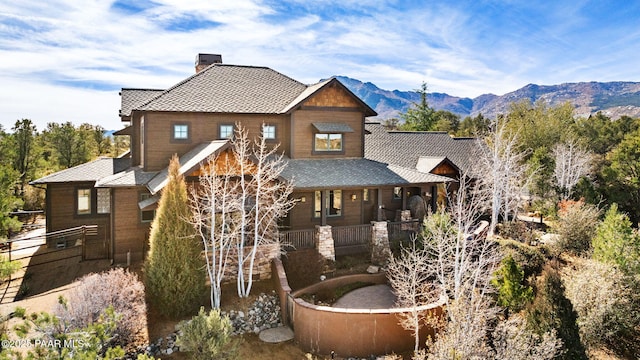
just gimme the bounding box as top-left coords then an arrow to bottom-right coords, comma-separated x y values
335,76 -> 640,121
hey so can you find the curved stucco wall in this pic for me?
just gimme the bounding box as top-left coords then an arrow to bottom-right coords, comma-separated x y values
271,259 -> 446,358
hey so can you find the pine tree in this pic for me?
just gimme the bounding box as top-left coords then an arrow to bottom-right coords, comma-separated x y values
145,155 -> 206,318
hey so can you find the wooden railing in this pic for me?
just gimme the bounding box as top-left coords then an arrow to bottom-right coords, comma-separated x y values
279,229 -> 315,250
387,220 -> 420,245
332,224 -> 372,256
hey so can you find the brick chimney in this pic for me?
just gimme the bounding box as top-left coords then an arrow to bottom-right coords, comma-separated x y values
195,53 -> 222,73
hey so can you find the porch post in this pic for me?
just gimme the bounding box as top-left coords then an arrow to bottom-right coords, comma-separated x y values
315,225 -> 335,261
321,190 -> 327,226
376,187 -> 383,221
370,221 -> 391,265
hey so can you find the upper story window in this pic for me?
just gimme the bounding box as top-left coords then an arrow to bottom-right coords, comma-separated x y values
219,124 -> 234,139
77,188 -> 92,215
173,124 -> 189,140
314,133 -> 343,152
262,124 -> 276,140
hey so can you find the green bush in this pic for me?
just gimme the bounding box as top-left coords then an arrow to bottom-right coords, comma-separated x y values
497,238 -> 548,281
0,256 -> 21,279
176,307 -> 238,360
592,204 -> 640,275
145,156 -> 206,318
492,255 -> 533,313
525,263 -> 587,360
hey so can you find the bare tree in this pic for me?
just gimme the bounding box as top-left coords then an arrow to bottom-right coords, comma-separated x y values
387,238 -> 435,352
475,122 -> 532,235
236,126 -> 295,298
191,124 -> 295,307
191,153 -> 242,309
388,175 -> 502,356
552,139 -> 593,199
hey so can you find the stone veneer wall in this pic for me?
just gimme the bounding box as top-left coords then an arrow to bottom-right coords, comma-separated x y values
219,243 -> 280,282
370,221 -> 391,265
315,225 -> 335,261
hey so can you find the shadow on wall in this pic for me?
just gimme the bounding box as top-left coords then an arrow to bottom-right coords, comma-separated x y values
271,258 -> 446,358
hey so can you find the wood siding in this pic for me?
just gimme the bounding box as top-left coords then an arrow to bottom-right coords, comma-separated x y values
290,109 -> 364,159
141,113 -> 289,171
112,187 -> 151,263
303,82 -> 361,108
46,183 -> 110,259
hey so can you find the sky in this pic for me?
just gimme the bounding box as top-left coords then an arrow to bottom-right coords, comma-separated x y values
1,0 -> 640,131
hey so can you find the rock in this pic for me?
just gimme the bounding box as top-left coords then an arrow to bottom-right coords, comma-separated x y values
366,265 -> 379,274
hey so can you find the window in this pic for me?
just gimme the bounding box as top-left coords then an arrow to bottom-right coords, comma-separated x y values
77,189 -> 91,215
262,124 -> 276,140
314,190 -> 342,218
393,187 -> 402,200
140,193 -> 155,223
173,124 -> 189,140
363,188 -> 370,202
219,124 -> 234,139
97,188 -> 110,214
314,133 -> 342,152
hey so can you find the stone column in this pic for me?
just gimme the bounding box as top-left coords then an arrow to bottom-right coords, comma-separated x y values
400,209 -> 413,230
370,221 -> 391,265
315,225 -> 335,261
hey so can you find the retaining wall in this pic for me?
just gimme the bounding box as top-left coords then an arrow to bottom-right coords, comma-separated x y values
271,258 -> 446,357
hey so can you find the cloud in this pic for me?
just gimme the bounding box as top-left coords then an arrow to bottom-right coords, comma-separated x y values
1,0 -> 640,130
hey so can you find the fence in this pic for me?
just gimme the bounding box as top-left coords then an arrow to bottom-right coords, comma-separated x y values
279,228 -> 316,250
332,224 -> 372,256
387,219 -> 421,248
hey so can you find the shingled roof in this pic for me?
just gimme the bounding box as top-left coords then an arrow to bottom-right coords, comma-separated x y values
122,64 -> 376,116
31,158 -> 132,184
364,123 -> 481,174
119,88 -> 164,117
280,158 -> 451,190
135,64 -> 308,114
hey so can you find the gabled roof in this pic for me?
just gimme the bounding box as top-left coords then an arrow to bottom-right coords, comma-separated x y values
30,158 -> 131,185
119,88 -> 164,117
364,123 -> 481,174
146,140 -> 229,194
279,158 -> 452,190
415,156 -> 460,174
124,65 -> 377,117
136,64 -> 308,114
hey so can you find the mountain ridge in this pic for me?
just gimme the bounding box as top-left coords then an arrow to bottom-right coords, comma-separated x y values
334,76 -> 640,120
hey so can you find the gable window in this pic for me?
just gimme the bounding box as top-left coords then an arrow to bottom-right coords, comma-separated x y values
140,193 -> 155,223
262,124 -> 276,140
314,190 -> 342,218
77,189 -> 92,215
97,188 -> 111,214
173,124 -> 189,140
219,124 -> 234,139
314,133 -> 342,152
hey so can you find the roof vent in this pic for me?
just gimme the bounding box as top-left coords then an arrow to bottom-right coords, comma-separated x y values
195,53 -> 222,73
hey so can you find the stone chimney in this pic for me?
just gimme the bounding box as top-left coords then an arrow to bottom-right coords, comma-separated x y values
195,53 -> 222,73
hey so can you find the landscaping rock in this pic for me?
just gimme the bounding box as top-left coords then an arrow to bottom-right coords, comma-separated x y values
366,265 -> 380,274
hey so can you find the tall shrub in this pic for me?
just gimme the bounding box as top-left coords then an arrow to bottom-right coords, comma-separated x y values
145,155 -> 206,318
592,204 -> 640,275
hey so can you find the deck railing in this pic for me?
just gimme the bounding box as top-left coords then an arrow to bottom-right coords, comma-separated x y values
332,224 -> 372,256
387,219 -> 421,246
279,228 -> 316,250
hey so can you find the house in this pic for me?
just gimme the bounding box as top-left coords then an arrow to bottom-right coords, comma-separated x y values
32,53 -> 467,263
